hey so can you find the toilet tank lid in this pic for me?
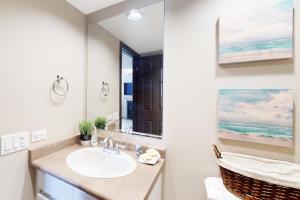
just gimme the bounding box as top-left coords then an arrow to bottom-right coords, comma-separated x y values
204,177 -> 240,200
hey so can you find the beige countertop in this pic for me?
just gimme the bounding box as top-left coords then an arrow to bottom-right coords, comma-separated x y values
30,140 -> 165,200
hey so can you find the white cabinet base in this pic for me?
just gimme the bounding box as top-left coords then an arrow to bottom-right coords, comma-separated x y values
36,170 -> 97,200
36,170 -> 162,200
147,174 -> 162,200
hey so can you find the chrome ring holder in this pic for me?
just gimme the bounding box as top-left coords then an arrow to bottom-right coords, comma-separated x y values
99,82 -> 109,102
52,75 -> 69,97
101,82 -> 110,97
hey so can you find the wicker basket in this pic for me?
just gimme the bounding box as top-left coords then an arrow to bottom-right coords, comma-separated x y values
213,145 -> 300,200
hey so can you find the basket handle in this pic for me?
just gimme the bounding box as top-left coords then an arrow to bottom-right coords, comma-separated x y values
213,144 -> 222,159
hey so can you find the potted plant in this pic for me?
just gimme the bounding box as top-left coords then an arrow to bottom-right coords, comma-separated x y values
79,120 -> 93,146
94,117 -> 107,131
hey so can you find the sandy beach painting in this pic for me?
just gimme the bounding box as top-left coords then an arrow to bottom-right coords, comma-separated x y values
218,0 -> 294,64
218,89 -> 293,147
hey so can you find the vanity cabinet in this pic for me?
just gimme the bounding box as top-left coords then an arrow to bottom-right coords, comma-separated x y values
36,170 -> 162,200
36,170 -> 97,200
147,173 -> 162,200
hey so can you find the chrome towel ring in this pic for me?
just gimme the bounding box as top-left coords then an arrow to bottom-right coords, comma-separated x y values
101,82 -> 110,97
52,75 -> 69,97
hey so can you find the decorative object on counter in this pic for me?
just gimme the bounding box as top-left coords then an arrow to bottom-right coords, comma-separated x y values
52,75 -> 69,97
94,117 -> 107,130
218,0 -> 293,64
90,127 -> 98,147
99,81 -> 110,101
213,145 -> 300,200
218,89 -> 293,147
79,120 -> 93,146
138,148 -> 160,165
135,144 -> 143,157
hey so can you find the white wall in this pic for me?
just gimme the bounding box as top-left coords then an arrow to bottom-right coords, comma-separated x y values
0,0 -> 86,199
163,0 -> 300,199
87,24 -> 120,121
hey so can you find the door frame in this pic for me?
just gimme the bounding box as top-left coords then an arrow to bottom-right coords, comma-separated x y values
119,42 -> 140,130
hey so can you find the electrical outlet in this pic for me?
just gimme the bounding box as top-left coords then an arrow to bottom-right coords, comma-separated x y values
32,130 -> 47,143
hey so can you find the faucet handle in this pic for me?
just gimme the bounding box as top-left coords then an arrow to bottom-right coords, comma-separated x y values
135,144 -> 143,157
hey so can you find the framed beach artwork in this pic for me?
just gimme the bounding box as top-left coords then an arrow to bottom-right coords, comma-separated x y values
218,0 -> 294,64
218,89 -> 293,148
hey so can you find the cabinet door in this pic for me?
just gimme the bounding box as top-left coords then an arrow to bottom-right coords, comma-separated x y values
74,188 -> 98,200
42,173 -> 74,200
38,171 -> 74,200
147,174 -> 162,200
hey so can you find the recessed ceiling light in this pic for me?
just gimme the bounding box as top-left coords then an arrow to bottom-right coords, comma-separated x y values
127,10 -> 143,21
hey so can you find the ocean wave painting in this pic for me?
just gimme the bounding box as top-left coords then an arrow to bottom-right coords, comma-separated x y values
218,0 -> 294,64
218,89 -> 293,147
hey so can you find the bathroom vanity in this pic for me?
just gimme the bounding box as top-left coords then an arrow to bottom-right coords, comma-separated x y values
30,135 -> 165,200
36,170 -> 162,200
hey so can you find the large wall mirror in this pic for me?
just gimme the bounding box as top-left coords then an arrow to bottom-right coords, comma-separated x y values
87,1 -> 164,137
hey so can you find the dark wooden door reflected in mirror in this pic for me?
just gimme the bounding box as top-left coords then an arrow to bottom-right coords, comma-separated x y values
134,54 -> 163,135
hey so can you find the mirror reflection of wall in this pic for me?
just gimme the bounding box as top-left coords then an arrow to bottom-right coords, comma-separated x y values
87,1 -> 164,137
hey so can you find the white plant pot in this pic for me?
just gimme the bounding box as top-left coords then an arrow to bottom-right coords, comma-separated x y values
80,140 -> 91,146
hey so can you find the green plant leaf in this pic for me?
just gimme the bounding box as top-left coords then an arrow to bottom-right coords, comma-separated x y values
94,117 -> 107,130
79,120 -> 93,136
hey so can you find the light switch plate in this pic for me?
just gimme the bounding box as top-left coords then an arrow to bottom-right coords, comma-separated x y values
1,135 -> 13,155
13,134 -> 21,150
19,132 -> 29,150
0,132 -> 29,156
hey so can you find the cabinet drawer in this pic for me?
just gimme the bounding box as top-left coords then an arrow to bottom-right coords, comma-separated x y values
37,170 -> 74,200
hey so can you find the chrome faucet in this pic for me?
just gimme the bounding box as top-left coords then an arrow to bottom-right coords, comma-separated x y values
102,134 -> 126,155
103,134 -> 114,152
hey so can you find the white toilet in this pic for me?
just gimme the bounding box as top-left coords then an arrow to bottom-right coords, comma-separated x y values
204,177 -> 241,200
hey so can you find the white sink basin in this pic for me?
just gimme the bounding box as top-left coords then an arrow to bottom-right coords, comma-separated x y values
66,147 -> 137,178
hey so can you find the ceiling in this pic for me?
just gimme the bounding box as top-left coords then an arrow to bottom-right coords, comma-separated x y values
98,2 -> 164,55
65,0 -> 126,15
